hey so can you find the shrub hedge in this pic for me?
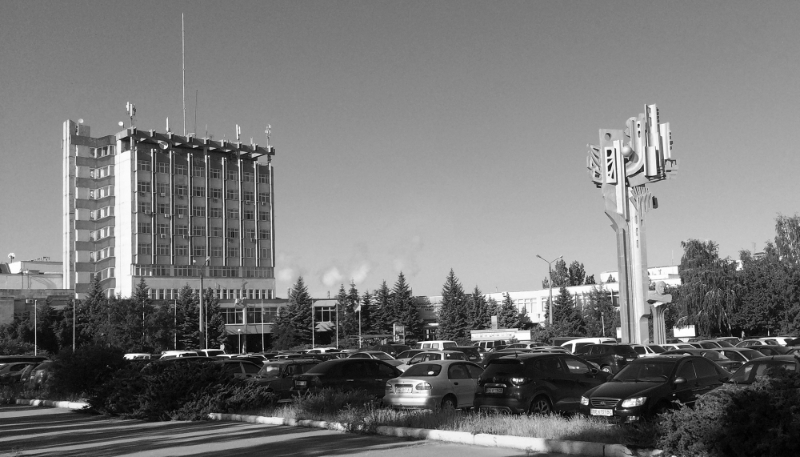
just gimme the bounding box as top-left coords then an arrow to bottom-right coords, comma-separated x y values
657,369 -> 800,457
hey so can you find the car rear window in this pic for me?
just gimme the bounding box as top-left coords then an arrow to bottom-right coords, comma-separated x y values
614,345 -> 638,356
481,359 -> 526,376
442,342 -> 458,349
403,363 -> 442,377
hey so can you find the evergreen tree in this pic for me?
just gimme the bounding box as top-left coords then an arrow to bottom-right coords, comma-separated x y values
271,305 -> 297,350
287,276 -> 313,344
79,274 -> 108,344
204,288 -> 227,349
497,293 -> 518,328
391,273 -> 424,341
342,282 -> 360,343
130,278 -> 155,350
371,281 -> 393,334
582,286 -> 617,337
466,286 -> 492,330
551,286 -> 585,336
176,285 -> 200,349
436,269 -> 468,339
150,300 -> 177,352
359,290 -> 373,336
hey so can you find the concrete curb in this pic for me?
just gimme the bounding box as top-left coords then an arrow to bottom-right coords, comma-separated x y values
15,399 -> 89,410
208,413 -> 662,457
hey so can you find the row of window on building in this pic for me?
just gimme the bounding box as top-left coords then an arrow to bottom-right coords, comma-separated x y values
137,243 -> 269,259
136,202 -> 271,221
137,159 -> 269,183
136,181 -> 270,203
138,223 -> 270,240
133,265 -> 273,278
148,288 -> 275,302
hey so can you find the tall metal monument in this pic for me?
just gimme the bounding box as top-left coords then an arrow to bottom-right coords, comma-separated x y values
587,104 -> 677,344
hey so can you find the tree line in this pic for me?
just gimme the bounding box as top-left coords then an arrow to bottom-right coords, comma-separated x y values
0,275 -> 226,356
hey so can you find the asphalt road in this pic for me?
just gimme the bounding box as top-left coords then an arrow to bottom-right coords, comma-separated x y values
0,405 -> 580,457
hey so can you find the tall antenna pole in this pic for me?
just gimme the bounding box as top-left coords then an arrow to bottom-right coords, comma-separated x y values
182,13 -> 186,136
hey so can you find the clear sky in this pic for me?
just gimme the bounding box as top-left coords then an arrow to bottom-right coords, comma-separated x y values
1,1 -> 798,299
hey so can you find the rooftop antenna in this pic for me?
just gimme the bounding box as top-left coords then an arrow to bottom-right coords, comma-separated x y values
194,90 -> 198,135
265,124 -> 271,147
182,13 -> 186,136
236,124 -> 241,142
8,253 -> 15,263
125,102 -> 136,128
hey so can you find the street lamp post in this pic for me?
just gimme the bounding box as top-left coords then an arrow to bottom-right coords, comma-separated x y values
237,329 -> 242,354
536,254 -> 562,326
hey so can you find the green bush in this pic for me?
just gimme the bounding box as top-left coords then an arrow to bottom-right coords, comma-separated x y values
47,345 -> 126,399
89,360 -> 277,421
657,370 -> 800,457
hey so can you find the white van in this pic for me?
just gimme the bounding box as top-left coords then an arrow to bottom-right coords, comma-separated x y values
414,340 -> 458,350
561,337 -> 616,354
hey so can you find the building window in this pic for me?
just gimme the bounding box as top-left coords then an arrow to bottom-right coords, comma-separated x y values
243,247 -> 254,258
157,223 -> 169,235
258,193 -> 270,205
226,189 -> 238,200
226,169 -> 237,181
138,201 -> 150,214
175,244 -> 189,256
157,244 -> 170,256
193,186 -> 206,197
258,173 -> 268,184
209,206 -> 222,218
158,203 -> 169,214
210,245 -> 223,257
227,246 -> 239,258
209,168 -> 221,179
209,187 -> 222,199
155,183 -> 168,195
243,209 -> 254,220
227,227 -> 239,239
175,185 -> 187,197
227,208 -> 239,219
175,225 -> 188,236
211,226 -> 223,237
193,166 -> 205,177
245,228 -> 255,239
192,245 -> 206,257
243,171 -> 254,182
137,222 -> 151,234
258,211 -> 270,221
138,244 -> 151,255
137,159 -> 151,171
176,205 -> 187,216
175,164 -> 187,175
243,191 -> 254,203
192,206 -> 206,217
137,181 -> 151,193
259,229 -> 270,239
156,162 -> 169,174
192,225 -> 206,237
260,248 -> 271,259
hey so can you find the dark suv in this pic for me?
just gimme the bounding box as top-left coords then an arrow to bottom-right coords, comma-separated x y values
291,358 -> 402,399
252,359 -> 320,399
474,353 -> 609,414
577,344 -> 639,374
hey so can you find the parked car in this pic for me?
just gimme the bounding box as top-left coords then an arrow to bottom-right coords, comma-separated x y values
291,358 -> 402,399
348,351 -> 404,367
479,349 -> 536,368
689,340 -> 725,349
451,346 -> 482,363
416,341 -> 459,351
750,345 -> 798,356
580,354 -> 729,422
23,361 -> 53,390
474,353 -> 609,414
736,337 -> 789,348
214,359 -> 261,380
197,349 -> 226,357
0,362 -> 38,385
384,360 -> 484,410
561,338 -> 617,354
395,349 -> 426,364
396,350 -> 466,372
727,355 -> 800,384
124,353 -> 152,360
159,350 -> 200,359
660,343 -> 694,351
575,344 -> 639,374
630,344 -> 666,358
252,359 -> 320,399
506,342 -> 548,350
661,349 -> 738,372
709,348 -> 767,372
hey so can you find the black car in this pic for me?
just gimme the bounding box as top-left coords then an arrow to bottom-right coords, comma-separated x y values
749,345 -> 798,357
214,359 -> 262,380
479,349 -> 536,368
576,344 -> 639,374
661,348 -> 738,373
580,355 -> 729,422
291,358 -> 402,399
474,353 -> 609,414
252,359 -> 320,399
727,355 -> 800,385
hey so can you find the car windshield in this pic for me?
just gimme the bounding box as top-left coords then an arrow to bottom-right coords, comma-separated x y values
402,363 -> 443,377
740,349 -> 765,360
373,352 -> 393,360
613,361 -> 675,382
258,364 -> 281,379
649,345 -> 666,353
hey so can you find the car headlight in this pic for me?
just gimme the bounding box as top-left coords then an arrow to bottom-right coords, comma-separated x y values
580,396 -> 589,406
621,397 -> 647,408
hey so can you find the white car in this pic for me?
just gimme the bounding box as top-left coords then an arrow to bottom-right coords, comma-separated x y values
629,344 -> 666,358
396,350 -> 466,372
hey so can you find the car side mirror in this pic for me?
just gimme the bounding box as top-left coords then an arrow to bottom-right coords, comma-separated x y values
588,368 -> 599,376
673,377 -> 686,385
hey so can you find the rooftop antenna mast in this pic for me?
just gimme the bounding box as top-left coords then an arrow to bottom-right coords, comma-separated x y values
182,13 -> 186,136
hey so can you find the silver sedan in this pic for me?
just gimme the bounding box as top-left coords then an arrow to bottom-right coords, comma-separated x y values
384,360 -> 484,410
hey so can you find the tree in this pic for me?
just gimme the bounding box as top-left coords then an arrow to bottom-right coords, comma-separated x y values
360,290 -> 374,335
568,261 -> 587,286
674,239 -> 738,336
466,286 -> 493,330
131,278 -> 155,350
334,284 -> 349,342
204,288 -> 227,349
550,286 -> 586,336
343,282 -> 360,341
391,273 -> 424,341
774,214 -> 800,265
287,277 -> 313,345
582,286 -> 617,337
371,281 -> 393,334
436,269 -> 468,340
176,285 -> 200,349
497,293 -> 518,328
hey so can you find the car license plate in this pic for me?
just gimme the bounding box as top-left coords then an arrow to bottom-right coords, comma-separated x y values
590,408 -> 613,416
485,387 -> 503,394
396,387 -> 412,393
295,380 -> 307,387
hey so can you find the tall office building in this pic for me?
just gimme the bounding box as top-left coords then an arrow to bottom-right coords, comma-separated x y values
62,120 -> 276,303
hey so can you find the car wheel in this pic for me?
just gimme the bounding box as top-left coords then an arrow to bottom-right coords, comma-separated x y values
600,366 -> 612,373
528,396 -> 553,415
441,395 -> 457,410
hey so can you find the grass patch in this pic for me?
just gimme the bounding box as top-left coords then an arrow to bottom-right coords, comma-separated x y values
246,389 -> 657,448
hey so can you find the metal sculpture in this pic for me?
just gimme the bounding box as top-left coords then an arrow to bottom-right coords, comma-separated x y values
587,104 -> 677,344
